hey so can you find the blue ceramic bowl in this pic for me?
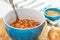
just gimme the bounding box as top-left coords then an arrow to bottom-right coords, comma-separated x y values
44,8 -> 60,21
3,8 -> 45,40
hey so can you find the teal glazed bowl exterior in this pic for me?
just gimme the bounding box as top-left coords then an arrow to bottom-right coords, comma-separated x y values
3,8 -> 45,40
44,8 -> 60,21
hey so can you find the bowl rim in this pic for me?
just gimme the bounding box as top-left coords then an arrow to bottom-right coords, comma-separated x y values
3,8 -> 45,30
44,8 -> 60,17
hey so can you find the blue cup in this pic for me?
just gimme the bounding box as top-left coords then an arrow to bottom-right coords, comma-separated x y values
44,8 -> 60,21
3,8 -> 45,40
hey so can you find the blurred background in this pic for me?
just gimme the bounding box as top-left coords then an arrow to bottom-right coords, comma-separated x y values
0,0 -> 60,18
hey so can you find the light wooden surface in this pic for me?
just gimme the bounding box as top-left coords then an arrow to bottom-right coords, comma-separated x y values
0,18 -> 12,40
38,21 -> 49,40
0,18 -> 49,40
